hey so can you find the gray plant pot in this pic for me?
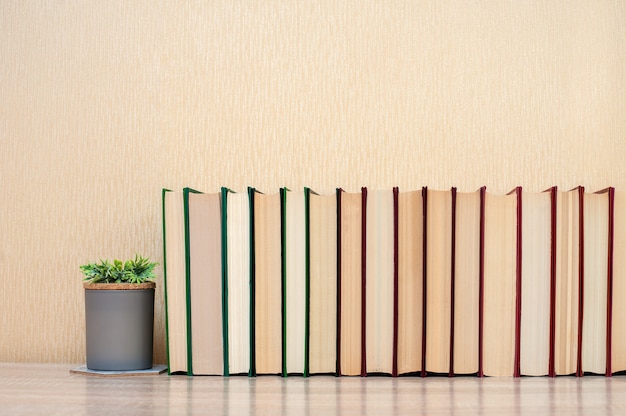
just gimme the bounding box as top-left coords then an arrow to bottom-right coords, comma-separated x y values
84,282 -> 155,371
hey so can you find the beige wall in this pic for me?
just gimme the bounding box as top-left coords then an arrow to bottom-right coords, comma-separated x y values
1,1 -> 625,364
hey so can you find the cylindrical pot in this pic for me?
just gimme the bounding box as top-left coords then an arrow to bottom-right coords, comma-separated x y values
84,282 -> 155,371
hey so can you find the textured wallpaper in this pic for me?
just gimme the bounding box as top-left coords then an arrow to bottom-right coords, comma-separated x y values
1,1 -> 625,364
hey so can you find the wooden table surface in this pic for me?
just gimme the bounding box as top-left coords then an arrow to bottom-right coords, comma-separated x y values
1,363 -> 625,415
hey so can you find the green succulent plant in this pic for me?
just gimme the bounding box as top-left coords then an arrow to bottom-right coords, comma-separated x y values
80,255 -> 157,284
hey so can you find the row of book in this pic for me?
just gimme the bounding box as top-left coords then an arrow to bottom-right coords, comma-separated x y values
161,186 -> 626,377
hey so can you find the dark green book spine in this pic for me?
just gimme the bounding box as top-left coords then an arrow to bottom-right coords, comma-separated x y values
280,188 -> 288,377
304,188 -> 312,378
248,187 -> 257,377
221,187 -> 230,377
336,188 -> 342,377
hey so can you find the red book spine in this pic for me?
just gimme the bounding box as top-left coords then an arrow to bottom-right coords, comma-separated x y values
392,187 -> 399,378
421,186 -> 428,377
478,186 -> 486,378
449,187 -> 457,377
514,187 -> 522,378
361,187 -> 367,377
606,187 -> 615,377
577,186 -> 585,377
548,186 -> 557,377
336,188 -> 343,377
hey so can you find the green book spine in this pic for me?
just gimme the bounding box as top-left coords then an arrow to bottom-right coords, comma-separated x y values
280,188 -> 288,377
221,187 -> 230,377
162,188 -> 173,375
248,187 -> 257,377
304,187 -> 312,377
336,188 -> 342,377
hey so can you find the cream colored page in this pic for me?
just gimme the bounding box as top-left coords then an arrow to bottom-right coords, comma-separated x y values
453,191 -> 480,374
397,190 -> 424,374
309,193 -> 338,374
254,192 -> 283,374
425,190 -> 452,373
519,191 -> 551,376
582,192 -> 608,374
365,190 -> 394,374
227,192 -> 251,375
285,190 -> 306,374
188,192 -> 223,375
483,192 -> 517,377
554,190 -> 580,375
164,191 -> 188,373
340,191 -> 363,376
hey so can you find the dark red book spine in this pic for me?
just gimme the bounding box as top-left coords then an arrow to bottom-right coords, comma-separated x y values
449,187 -> 457,377
421,186 -> 428,377
577,186 -> 585,377
605,187 -> 615,377
478,186 -> 486,378
392,187 -> 399,378
336,188 -> 343,377
514,187 -> 522,378
548,186 -> 557,377
361,187 -> 367,377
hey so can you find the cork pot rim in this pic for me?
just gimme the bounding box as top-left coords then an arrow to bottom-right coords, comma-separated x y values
83,282 -> 156,290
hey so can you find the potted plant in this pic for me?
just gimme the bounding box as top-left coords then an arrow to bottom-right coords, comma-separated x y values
80,255 -> 157,371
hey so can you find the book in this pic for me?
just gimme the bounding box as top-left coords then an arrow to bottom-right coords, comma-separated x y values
519,188 -> 552,376
251,189 -> 283,375
162,189 -> 188,375
222,188 -> 251,376
581,188 -> 613,375
481,188 -> 520,377
424,188 -> 453,374
306,188 -> 338,375
395,188 -> 424,376
337,188 -> 364,376
554,187 -> 583,376
365,189 -> 395,375
282,188 -> 306,376
183,188 -> 224,376
452,188 -> 482,375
